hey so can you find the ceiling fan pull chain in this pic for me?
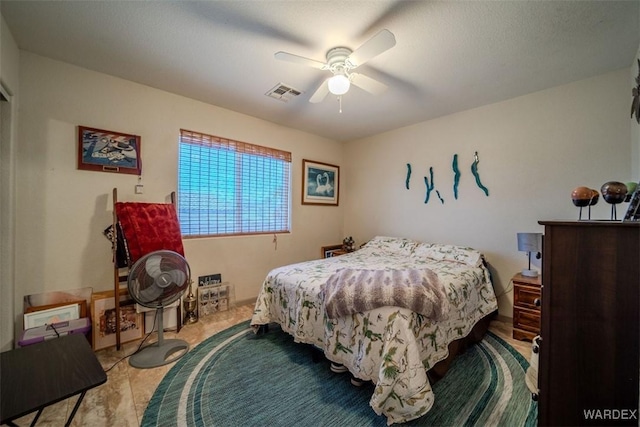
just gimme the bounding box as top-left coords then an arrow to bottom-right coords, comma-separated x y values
339,95 -> 343,113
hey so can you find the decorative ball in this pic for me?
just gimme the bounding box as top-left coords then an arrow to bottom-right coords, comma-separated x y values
571,186 -> 592,207
600,181 -> 628,205
589,189 -> 599,206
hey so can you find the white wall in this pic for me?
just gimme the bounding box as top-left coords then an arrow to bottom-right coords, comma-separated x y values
14,52 -> 344,337
344,69 -> 631,318
0,14 -> 20,351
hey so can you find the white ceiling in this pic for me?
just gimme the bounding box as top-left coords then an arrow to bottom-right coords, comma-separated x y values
2,1 -> 639,142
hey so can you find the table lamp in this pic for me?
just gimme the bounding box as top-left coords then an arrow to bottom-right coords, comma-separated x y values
517,232 -> 542,277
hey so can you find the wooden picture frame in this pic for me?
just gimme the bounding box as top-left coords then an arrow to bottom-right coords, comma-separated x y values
25,299 -> 88,318
23,303 -> 80,329
302,159 -> 339,206
321,244 -> 343,259
78,125 -> 142,175
23,287 -> 93,315
91,289 -> 144,350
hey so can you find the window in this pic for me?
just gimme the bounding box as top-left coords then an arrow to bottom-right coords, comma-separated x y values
178,129 -> 291,237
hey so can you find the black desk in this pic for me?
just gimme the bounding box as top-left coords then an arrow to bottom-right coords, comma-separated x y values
1,333 -> 107,426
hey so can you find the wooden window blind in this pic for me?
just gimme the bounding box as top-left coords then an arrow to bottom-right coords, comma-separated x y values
178,129 -> 291,237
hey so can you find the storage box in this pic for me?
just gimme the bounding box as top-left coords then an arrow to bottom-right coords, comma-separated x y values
18,318 -> 91,347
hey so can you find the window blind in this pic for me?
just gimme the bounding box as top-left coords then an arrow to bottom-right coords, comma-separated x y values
178,129 -> 291,237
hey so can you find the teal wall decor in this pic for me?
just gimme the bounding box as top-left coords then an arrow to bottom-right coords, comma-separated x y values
471,151 -> 489,196
452,154 -> 461,199
408,152 -> 489,204
424,167 -> 434,203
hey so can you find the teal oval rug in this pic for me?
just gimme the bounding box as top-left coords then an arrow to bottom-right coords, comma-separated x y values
143,321 -> 537,426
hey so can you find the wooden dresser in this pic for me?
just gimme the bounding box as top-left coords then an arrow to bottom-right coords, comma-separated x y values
512,273 -> 541,341
537,221 -> 639,426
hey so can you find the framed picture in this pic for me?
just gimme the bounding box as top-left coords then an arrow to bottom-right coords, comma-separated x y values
23,303 -> 80,329
198,282 -> 230,317
24,287 -> 93,315
91,289 -> 144,350
321,244 -> 344,258
302,159 -> 339,206
78,125 -> 142,175
25,299 -> 88,319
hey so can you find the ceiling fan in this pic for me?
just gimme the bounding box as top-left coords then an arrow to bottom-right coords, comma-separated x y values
275,29 -> 396,104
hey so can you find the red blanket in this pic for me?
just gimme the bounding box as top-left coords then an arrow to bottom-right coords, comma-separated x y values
115,202 -> 184,264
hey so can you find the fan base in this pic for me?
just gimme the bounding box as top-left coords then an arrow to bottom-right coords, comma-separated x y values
129,338 -> 189,369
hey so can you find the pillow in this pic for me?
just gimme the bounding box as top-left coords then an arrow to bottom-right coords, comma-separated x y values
412,243 -> 483,267
362,236 -> 419,255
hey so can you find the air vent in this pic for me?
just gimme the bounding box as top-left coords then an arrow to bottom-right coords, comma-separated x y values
266,83 -> 302,102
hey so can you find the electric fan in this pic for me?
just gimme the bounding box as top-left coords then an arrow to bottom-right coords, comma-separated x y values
127,250 -> 190,368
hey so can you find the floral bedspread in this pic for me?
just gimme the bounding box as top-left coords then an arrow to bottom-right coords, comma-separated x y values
251,236 -> 498,425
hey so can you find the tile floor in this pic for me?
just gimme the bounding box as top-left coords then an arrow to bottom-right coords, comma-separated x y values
10,304 -> 531,426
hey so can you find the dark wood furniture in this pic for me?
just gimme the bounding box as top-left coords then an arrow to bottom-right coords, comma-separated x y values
512,273 -> 541,341
0,334 -> 107,426
537,221 -> 639,426
321,244 -> 346,258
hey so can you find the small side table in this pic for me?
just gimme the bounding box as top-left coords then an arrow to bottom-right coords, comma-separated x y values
1,333 -> 107,426
512,272 -> 542,341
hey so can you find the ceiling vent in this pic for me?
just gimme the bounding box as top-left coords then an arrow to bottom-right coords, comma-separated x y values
266,83 -> 302,102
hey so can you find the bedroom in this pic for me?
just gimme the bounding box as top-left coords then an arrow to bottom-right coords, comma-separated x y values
0,1 -> 639,425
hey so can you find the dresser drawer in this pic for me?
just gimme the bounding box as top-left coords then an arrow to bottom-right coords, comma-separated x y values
513,306 -> 540,333
513,284 -> 541,311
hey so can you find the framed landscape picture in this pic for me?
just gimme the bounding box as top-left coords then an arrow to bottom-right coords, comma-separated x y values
78,125 -> 142,175
302,159 -> 339,206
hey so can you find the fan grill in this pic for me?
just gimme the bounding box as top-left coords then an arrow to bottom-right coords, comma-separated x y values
128,250 -> 190,309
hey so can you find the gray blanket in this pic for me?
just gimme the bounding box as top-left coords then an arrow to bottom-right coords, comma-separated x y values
323,268 -> 449,320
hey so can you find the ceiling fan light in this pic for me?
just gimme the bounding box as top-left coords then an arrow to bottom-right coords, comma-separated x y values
328,74 -> 350,95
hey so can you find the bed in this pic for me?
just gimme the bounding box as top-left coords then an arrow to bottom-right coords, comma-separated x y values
250,236 -> 498,425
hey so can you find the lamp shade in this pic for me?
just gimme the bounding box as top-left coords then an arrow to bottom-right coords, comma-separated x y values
517,232 -> 542,277
517,232 -> 541,253
328,74 -> 350,95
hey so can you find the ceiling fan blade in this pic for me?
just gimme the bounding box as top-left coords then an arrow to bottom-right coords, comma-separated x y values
309,79 -> 330,103
274,51 -> 327,70
350,73 -> 388,95
347,29 -> 396,68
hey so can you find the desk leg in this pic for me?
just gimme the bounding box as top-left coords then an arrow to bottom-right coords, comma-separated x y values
64,391 -> 86,427
29,409 -> 43,427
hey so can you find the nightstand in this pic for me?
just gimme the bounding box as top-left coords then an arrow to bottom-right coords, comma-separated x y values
512,272 -> 541,341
